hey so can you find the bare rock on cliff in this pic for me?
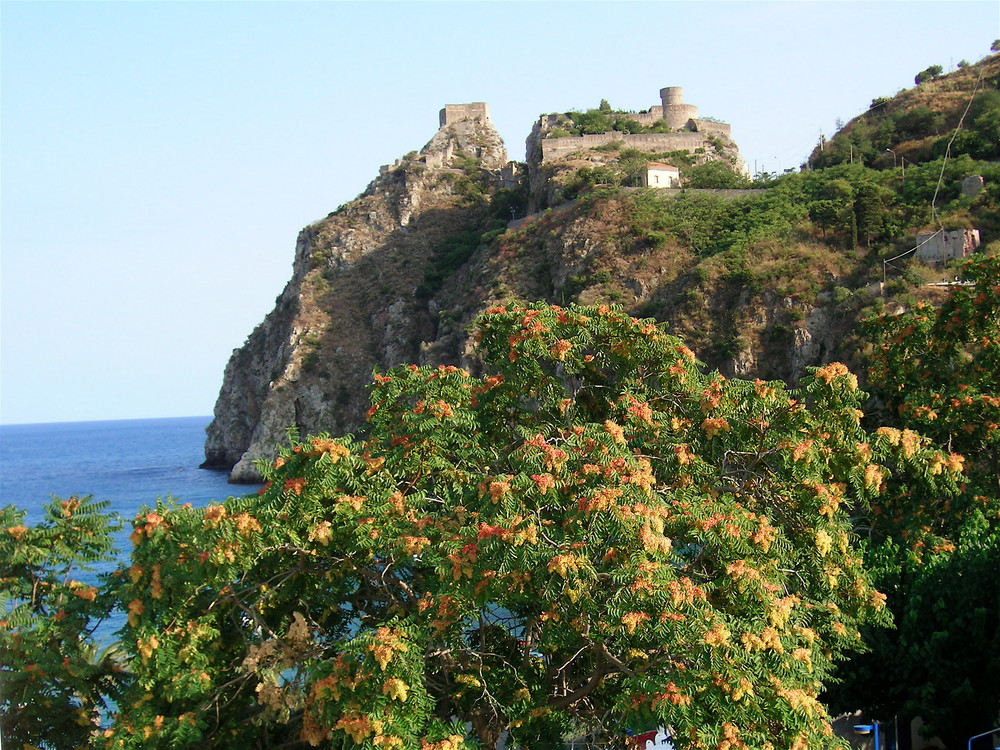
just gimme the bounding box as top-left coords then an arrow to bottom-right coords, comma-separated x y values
203,107 -> 508,482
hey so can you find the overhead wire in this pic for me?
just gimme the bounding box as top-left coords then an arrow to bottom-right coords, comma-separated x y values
929,65 -> 986,228
883,65 -> 987,283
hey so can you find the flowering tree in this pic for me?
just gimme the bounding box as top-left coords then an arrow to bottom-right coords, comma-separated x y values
1,495 -> 124,748
865,253 -> 999,487
102,304 -> 962,750
829,254 -> 1000,748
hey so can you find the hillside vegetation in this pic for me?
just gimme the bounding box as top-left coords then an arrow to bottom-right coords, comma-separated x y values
810,53 -> 1000,169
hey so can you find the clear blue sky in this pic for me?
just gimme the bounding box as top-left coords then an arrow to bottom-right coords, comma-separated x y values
2,1 -> 997,425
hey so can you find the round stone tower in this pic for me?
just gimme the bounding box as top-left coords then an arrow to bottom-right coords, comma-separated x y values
660,86 -> 698,130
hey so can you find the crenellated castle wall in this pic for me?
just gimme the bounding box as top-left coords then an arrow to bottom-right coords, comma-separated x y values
540,131 -> 710,162
534,87 -> 736,164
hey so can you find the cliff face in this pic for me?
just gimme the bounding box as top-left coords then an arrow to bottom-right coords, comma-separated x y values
203,112 -> 508,481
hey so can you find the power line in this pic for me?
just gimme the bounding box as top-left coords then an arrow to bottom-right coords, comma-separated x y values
929,66 -> 985,229
883,65 -> 986,285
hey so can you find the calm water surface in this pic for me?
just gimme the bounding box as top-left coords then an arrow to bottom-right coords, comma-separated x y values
1,416 -> 260,640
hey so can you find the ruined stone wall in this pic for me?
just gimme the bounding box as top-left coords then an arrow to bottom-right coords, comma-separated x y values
691,119 -> 732,137
630,107 -> 664,125
540,131 -> 710,162
440,102 -> 490,127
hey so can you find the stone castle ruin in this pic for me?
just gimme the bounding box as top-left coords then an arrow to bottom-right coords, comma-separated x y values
432,90 -> 746,179
439,102 -> 490,127
532,87 -> 746,173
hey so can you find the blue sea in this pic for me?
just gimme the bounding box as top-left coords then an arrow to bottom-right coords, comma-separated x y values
0,416 -> 261,639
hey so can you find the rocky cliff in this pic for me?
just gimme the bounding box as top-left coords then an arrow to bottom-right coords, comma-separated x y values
203,107 -> 858,483
203,110 -> 508,481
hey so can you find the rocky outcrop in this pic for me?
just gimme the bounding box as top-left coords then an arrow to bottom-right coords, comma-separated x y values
203,108 -> 508,482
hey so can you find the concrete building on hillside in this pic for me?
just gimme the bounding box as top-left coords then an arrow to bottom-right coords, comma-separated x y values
642,162 -> 681,188
915,228 -> 981,265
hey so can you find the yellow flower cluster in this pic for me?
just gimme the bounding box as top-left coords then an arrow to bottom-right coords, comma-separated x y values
129,511 -> 166,546
768,595 -> 800,629
382,678 -> 410,702
604,420 -> 626,444
137,635 -> 159,661
68,578 -> 99,601
777,686 -> 823,716
627,458 -> 656,493
203,504 -> 227,528
929,452 -> 965,475
550,339 -> 573,361
233,512 -> 263,537
304,437 -> 350,462
730,676 -> 755,702
814,362 -> 858,390
421,734 -> 466,750
639,524 -> 672,555
308,521 -> 333,546
741,627 -> 783,653
863,464 -> 887,492
532,473 -> 556,494
750,517 -> 777,551
812,483 -> 844,518
547,553 -> 581,579
702,417 -> 731,438
717,721 -> 748,750
704,622 -> 732,647
337,495 -> 366,511
488,480 -> 511,503
792,647 -> 813,671
335,714 -> 382,743
368,628 -> 409,671
815,529 -> 833,557
399,535 -> 431,555
876,426 -> 923,457
726,559 -> 762,583
621,612 -> 650,634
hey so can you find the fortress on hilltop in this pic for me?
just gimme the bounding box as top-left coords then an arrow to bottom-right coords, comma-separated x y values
533,87 -> 744,171
434,89 -> 744,176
